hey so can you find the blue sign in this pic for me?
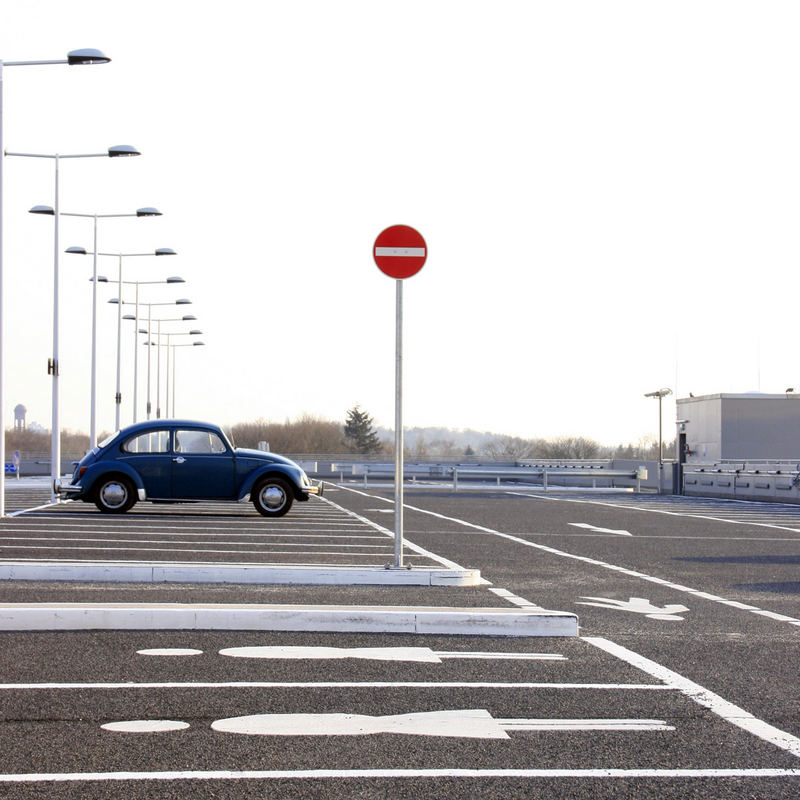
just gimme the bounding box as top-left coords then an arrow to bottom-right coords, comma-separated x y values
4,463 -> 18,474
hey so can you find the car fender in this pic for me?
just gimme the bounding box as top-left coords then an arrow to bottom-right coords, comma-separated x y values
237,464 -> 302,501
81,462 -> 146,500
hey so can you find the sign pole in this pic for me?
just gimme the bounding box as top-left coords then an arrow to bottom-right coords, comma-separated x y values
394,278 -> 404,567
373,224 -> 427,571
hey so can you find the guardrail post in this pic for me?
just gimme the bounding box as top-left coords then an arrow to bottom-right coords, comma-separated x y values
453,469 -> 458,491
543,470 -> 548,492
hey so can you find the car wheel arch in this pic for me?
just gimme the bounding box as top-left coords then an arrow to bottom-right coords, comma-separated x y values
238,466 -> 302,501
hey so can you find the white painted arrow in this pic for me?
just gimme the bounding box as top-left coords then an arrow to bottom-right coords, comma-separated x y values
569,523 -> 632,536
217,646 -> 565,663
576,596 -> 689,621
210,709 -> 674,739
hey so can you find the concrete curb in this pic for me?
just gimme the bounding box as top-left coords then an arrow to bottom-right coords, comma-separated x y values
0,602 -> 579,637
0,561 -> 484,587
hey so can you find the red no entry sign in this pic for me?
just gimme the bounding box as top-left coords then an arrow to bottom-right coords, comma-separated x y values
373,224 -> 427,279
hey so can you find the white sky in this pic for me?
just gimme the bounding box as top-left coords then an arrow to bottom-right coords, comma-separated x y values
2,0 -> 799,446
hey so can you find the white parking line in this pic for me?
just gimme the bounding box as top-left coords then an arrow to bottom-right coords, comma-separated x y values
1,767 -> 798,783
357,491 -> 800,629
586,637 -> 800,758
319,494 -> 473,572
0,680 -> 672,690
0,536 -> 390,550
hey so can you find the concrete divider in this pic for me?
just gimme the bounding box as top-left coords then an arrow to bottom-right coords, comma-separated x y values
0,602 -> 579,637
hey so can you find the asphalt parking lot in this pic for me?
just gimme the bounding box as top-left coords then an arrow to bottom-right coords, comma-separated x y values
0,482 -> 798,798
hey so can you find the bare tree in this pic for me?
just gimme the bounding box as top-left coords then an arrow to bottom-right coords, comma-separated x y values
481,435 -> 544,460
542,436 -> 601,459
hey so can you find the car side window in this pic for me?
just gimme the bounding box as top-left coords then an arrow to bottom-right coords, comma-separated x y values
174,430 -> 227,455
122,430 -> 170,454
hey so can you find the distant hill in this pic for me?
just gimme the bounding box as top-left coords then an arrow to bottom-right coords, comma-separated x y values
375,425 -> 498,456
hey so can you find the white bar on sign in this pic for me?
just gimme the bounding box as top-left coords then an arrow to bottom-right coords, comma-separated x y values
375,247 -> 425,257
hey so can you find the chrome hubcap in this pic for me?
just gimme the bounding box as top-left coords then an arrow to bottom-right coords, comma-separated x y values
101,482 -> 127,508
260,485 -> 287,510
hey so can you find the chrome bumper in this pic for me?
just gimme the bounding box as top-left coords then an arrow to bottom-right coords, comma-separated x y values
54,480 -> 82,495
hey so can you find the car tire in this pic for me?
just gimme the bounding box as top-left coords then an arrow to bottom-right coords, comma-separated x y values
252,477 -> 294,517
93,475 -> 137,514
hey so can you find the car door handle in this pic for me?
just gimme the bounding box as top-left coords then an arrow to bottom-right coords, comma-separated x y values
173,457 -> 186,464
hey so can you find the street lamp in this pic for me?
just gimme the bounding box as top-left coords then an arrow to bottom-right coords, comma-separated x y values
111,278 -> 188,424
113,301 -> 193,420
0,48 -> 110,516
169,340 -> 206,418
70,247 -> 175,430
57,207 -> 162,446
144,330 -> 202,417
644,387 -> 673,478
12,145 -> 140,502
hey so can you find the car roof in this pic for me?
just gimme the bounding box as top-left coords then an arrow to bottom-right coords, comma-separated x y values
117,420 -> 223,436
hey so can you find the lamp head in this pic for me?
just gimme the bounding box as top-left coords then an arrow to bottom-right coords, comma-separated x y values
66,246 -> 87,255
67,49 -> 111,65
29,205 -> 55,215
136,207 -> 162,217
166,276 -> 185,283
108,145 -> 140,158
155,248 -> 177,256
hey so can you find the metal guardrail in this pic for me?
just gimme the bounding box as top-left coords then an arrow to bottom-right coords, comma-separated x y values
451,467 -> 646,492
338,463 -> 647,492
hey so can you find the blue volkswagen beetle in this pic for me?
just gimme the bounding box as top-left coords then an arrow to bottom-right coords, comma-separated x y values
57,420 -> 320,516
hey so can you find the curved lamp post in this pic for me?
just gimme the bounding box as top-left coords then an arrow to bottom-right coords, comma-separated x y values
0,48 -> 110,514
56,207 -> 161,446
69,247 -> 175,430
141,330 -> 202,418
168,340 -> 206,418
645,387 -> 673,494
113,301 -> 193,420
14,145 -> 139,501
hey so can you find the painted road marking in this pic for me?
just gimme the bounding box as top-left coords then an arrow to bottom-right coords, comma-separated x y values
208,709 -> 673,738
319,494 -> 474,572
0,680 -> 671,690
569,523 -> 631,536
101,720 -> 190,733
1,768 -> 798,783
137,648 -> 203,657
216,646 -> 566,662
576,597 -> 689,621
586,637 -> 800,758
488,587 -> 545,609
337,486 -> 800,628
528,493 -> 800,536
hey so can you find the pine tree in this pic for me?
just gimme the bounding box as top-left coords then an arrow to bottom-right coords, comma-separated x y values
344,405 -> 382,454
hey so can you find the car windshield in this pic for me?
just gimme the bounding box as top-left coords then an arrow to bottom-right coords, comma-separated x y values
96,431 -> 121,450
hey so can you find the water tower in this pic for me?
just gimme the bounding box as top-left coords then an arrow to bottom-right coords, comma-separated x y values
13,404 -> 26,431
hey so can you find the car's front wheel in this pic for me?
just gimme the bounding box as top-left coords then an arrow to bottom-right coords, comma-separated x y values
93,476 -> 137,514
252,477 -> 294,517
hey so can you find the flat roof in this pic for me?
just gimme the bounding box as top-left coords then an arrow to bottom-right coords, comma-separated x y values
678,393 -> 800,402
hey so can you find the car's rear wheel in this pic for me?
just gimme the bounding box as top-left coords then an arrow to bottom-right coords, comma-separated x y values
252,477 -> 294,517
94,476 -> 137,513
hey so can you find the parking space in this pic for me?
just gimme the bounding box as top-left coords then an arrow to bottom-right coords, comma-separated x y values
1,628 -> 798,796
0,490 -> 449,570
